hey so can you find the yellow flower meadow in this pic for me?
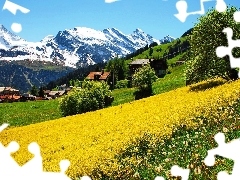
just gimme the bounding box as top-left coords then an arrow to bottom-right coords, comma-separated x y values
0,78 -> 240,179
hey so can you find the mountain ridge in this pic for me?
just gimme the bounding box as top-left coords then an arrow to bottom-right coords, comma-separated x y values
0,25 -> 175,68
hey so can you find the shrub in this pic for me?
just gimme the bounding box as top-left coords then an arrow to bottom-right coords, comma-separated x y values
132,64 -> 158,92
115,79 -> 129,89
59,81 -> 113,116
185,6 -> 240,85
132,64 -> 158,100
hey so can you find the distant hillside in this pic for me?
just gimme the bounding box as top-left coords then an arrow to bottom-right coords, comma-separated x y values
127,36 -> 190,65
46,63 -> 106,90
46,34 -> 190,90
0,61 -> 74,93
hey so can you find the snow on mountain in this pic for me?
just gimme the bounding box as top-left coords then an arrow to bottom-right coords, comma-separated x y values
40,35 -> 55,43
0,25 -> 175,68
160,35 -> 175,44
0,25 -> 26,50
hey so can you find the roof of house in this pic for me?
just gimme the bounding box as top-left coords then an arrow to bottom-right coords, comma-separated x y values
0,87 -> 5,92
48,91 -> 65,96
129,59 -> 155,65
86,72 -> 110,80
22,94 -> 36,98
44,90 -> 51,94
0,87 -> 19,92
59,84 -> 67,87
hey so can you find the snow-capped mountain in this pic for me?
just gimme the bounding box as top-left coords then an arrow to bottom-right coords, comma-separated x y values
0,25 -> 175,68
160,35 -> 175,44
0,25 -> 26,50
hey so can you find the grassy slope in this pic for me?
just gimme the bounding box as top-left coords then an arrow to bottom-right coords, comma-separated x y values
112,38 -> 188,106
0,40 -> 188,127
111,63 -> 186,106
1,78 -> 240,179
113,101 -> 240,179
1,35 -> 239,179
0,100 -> 62,127
153,64 -> 186,95
0,61 -> 185,128
132,36 -> 188,60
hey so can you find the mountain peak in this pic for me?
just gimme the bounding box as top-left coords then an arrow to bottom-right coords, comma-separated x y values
40,35 -> 55,43
160,35 -> 175,44
133,28 -> 145,34
135,28 -> 143,32
65,27 -> 107,41
0,24 -> 26,50
0,25 -> 174,67
103,27 -> 122,33
0,24 -> 6,30
0,24 -> 13,35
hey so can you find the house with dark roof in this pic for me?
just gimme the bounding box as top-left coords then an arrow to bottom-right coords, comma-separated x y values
86,69 -> 111,82
43,89 -> 68,99
128,59 -> 168,77
20,94 -> 36,102
48,91 -> 66,99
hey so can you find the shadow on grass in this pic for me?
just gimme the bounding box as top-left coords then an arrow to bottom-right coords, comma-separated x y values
134,88 -> 153,100
189,78 -> 227,92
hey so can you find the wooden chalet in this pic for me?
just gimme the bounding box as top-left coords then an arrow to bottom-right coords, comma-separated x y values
43,90 -> 67,99
86,69 -> 110,82
20,94 -> 36,102
0,87 -> 21,102
128,59 -> 168,77
48,91 -> 66,99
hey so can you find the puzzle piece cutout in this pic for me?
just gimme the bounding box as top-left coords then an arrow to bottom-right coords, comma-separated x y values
80,176 -> 92,180
234,11 -> 240,23
204,132 -> 240,179
0,123 -> 92,180
2,0 -> 30,33
2,0 -> 30,15
155,165 -> 190,180
175,0 -> 227,22
216,11 -> 240,78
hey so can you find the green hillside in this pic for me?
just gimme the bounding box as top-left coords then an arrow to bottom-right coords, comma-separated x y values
111,36 -> 189,106
0,37 -> 189,127
132,36 -> 189,61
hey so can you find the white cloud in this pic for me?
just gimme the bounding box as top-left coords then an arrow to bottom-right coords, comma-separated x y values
105,0 -> 119,3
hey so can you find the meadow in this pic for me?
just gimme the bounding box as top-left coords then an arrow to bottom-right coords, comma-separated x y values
1,7 -> 239,179
111,63 -> 185,106
0,99 -> 62,127
0,50 -> 237,179
0,77 -> 240,179
0,63 -> 186,128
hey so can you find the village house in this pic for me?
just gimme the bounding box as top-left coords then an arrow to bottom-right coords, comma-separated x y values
43,90 -> 51,97
58,84 -> 68,91
48,91 -> 66,99
0,87 -> 21,102
42,84 -> 73,100
20,94 -> 36,102
86,69 -> 111,82
43,90 -> 66,99
128,59 -> 168,77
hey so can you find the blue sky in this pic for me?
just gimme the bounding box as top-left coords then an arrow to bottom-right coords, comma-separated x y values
1,0 -> 240,42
